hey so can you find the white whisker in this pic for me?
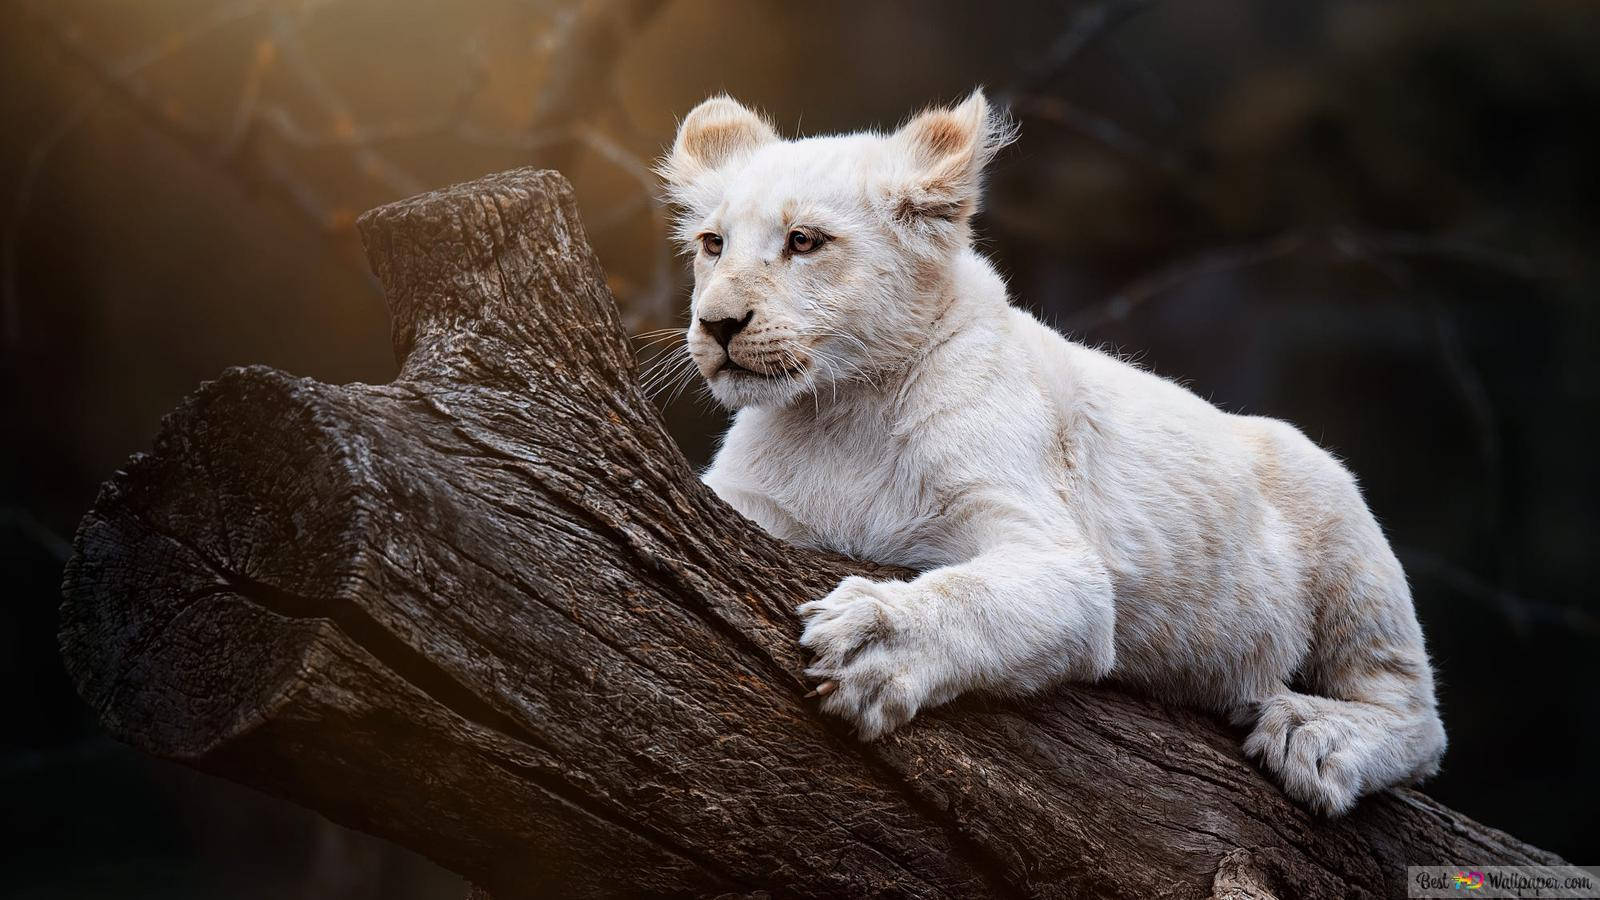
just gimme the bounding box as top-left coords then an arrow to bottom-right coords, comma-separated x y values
639,347 -> 697,400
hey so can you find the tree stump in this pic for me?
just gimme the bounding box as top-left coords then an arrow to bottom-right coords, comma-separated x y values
60,168 -> 1573,898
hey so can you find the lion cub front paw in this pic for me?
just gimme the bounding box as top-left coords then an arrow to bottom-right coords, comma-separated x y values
798,576 -> 939,740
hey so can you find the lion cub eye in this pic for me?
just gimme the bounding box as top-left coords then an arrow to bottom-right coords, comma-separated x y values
787,228 -> 825,255
699,233 -> 723,257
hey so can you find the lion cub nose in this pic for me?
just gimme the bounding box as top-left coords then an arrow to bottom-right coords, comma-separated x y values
699,310 -> 754,350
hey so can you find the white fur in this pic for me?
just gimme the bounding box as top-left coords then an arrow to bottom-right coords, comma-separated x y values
658,90 -> 1446,816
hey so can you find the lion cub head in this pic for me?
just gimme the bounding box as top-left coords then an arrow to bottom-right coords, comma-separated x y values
658,90 -> 1012,409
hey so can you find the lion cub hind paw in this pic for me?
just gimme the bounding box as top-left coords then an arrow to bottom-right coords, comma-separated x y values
1244,694 -> 1365,817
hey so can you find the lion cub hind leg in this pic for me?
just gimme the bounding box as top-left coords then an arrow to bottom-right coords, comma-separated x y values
1245,673 -> 1446,815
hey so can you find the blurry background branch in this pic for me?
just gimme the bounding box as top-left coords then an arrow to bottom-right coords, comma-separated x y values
8,0 -> 676,340
1066,226 -> 1543,334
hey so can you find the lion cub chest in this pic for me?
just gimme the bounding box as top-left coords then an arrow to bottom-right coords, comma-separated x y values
729,407 -> 949,568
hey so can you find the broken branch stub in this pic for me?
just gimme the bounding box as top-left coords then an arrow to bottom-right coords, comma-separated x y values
60,168 -> 1573,899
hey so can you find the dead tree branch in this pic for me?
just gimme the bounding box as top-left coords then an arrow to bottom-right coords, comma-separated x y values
59,169 -> 1575,899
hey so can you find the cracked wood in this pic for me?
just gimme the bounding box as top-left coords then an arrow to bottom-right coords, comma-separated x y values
60,167 -> 1574,899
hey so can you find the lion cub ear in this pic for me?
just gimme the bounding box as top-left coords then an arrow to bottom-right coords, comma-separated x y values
659,95 -> 778,192
888,89 -> 1014,223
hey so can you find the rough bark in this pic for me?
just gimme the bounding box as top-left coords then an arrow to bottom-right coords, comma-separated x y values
60,167 -> 1573,899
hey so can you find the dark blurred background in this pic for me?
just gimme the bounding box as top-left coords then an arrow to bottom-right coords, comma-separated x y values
3,0 -> 1596,895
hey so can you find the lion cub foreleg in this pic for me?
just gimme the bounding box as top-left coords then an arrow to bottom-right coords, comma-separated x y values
799,540 -> 1116,739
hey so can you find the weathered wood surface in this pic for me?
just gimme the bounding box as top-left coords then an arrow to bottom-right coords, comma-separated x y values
60,168 -> 1571,899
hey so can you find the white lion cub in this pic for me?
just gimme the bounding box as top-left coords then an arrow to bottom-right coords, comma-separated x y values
657,90 -> 1446,815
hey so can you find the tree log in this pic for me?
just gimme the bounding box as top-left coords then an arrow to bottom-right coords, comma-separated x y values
60,168 -> 1574,899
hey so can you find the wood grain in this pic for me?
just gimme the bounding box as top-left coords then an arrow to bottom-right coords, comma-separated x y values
60,167 -> 1573,899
